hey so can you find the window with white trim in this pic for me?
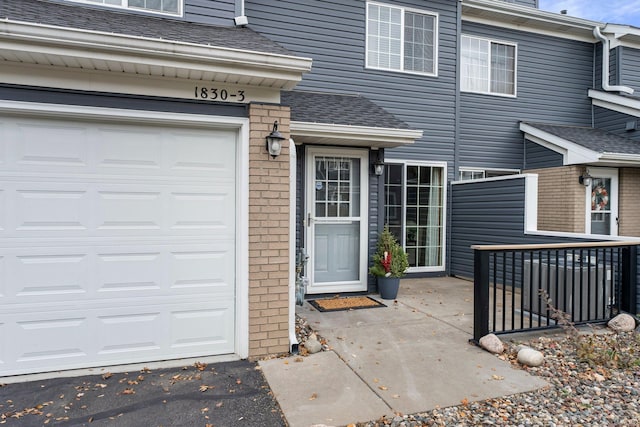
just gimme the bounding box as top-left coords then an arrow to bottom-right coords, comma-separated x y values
384,163 -> 445,271
366,2 -> 438,76
461,35 -> 516,96
67,0 -> 181,15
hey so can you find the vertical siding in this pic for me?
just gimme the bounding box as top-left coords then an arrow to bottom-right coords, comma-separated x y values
459,22 -> 594,171
524,140 -> 563,169
184,0 -> 236,25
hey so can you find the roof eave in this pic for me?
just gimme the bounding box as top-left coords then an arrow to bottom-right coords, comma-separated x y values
462,0 -> 601,42
290,121 -> 423,148
0,19 -> 312,89
589,89 -> 640,118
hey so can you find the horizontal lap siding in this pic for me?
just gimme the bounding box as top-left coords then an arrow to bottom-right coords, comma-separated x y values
459,22 -> 594,171
524,140 -> 563,169
246,0 -> 458,167
451,177 -> 640,314
620,47 -> 640,91
594,106 -> 640,142
185,0 -> 235,25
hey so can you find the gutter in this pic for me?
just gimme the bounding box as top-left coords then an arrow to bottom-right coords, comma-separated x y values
593,26 -> 634,95
288,138 -> 299,354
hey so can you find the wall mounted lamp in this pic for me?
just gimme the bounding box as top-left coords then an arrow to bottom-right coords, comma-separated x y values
373,159 -> 385,176
579,172 -> 593,187
266,121 -> 285,158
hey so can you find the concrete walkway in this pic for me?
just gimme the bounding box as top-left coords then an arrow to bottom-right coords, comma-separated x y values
260,277 -> 548,427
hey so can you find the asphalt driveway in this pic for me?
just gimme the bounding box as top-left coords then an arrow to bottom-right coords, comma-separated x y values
0,360 -> 286,427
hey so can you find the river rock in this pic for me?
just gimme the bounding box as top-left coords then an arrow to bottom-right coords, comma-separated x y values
607,313 -> 637,332
518,347 -> 544,367
479,333 -> 504,354
304,333 -> 323,354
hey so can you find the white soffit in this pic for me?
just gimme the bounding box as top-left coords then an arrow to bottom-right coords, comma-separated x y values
462,0 -> 601,42
589,89 -> 640,118
603,24 -> 640,49
290,121 -> 423,148
0,20 -> 312,90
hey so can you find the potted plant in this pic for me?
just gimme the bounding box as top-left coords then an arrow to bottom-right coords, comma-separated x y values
369,226 -> 409,299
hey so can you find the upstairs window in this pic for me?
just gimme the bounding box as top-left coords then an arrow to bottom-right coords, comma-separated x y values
68,0 -> 181,15
366,2 -> 438,76
461,35 -> 516,96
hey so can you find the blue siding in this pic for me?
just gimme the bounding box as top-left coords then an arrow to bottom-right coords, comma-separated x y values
620,46 -> 640,91
498,0 -> 538,7
594,106 -> 640,142
524,140 -> 563,169
450,177 -> 640,313
459,22 -> 594,171
184,0 -> 236,25
246,0 -> 459,168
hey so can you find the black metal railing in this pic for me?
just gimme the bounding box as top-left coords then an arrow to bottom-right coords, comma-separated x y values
472,242 -> 638,342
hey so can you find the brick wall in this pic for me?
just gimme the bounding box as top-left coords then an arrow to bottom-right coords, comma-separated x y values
247,103 -> 291,358
526,166 -> 586,233
619,168 -> 640,237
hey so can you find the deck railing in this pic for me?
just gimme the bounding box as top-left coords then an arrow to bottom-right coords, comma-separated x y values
472,241 -> 638,342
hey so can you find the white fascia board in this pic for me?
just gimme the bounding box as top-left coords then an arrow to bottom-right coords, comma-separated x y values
599,152 -> 640,165
589,89 -> 640,118
520,122 -> 600,165
461,0 -> 601,42
602,24 -> 640,49
0,20 -> 312,89
290,121 -> 423,148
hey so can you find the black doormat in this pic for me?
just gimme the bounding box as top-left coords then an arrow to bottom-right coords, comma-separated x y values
308,296 -> 386,312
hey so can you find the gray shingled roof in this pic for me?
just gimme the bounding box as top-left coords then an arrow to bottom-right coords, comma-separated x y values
281,91 -> 411,129
522,122 -> 640,155
1,0 -> 293,56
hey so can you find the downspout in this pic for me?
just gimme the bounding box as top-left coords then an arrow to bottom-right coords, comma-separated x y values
288,138 -> 299,354
593,26 -> 634,95
234,0 -> 248,26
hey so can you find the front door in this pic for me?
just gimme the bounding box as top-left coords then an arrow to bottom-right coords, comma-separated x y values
586,167 -> 618,236
305,147 -> 368,294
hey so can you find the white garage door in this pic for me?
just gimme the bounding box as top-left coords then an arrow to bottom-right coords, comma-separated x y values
0,113 -> 238,376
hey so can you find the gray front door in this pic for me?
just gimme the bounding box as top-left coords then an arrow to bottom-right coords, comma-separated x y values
306,147 -> 368,294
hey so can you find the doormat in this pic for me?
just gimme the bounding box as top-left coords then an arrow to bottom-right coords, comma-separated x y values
308,296 -> 386,312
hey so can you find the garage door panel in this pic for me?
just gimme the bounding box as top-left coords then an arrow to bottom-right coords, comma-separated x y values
4,118 -> 236,180
167,129 -> 235,178
1,299 -> 234,376
15,121 -> 88,168
2,182 -> 234,238
0,243 -> 234,305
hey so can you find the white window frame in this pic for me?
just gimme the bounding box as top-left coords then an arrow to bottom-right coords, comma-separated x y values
584,167 -> 618,236
65,0 -> 183,16
458,167 -> 520,181
366,1 -> 439,77
461,34 -> 517,97
383,160 -> 447,273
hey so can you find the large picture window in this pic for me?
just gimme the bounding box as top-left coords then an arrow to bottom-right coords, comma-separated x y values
366,2 -> 438,76
384,162 -> 445,271
67,0 -> 181,15
461,35 -> 516,96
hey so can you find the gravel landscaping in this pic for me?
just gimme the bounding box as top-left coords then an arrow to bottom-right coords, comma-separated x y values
296,314 -> 640,427
355,328 -> 640,427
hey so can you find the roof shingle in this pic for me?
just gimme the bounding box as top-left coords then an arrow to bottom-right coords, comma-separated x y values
522,122 -> 640,155
281,91 -> 411,130
0,0 -> 293,56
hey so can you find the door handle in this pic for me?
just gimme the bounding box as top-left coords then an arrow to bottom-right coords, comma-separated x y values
307,212 -> 313,227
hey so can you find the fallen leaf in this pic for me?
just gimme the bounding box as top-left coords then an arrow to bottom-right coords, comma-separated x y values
492,375 -> 505,381
199,385 -> 214,392
236,379 -> 242,385
461,397 -> 469,406
309,393 -> 318,401
194,362 -> 207,371
102,373 -> 112,380
215,402 -> 223,408
378,386 -> 388,391
121,388 -> 135,395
